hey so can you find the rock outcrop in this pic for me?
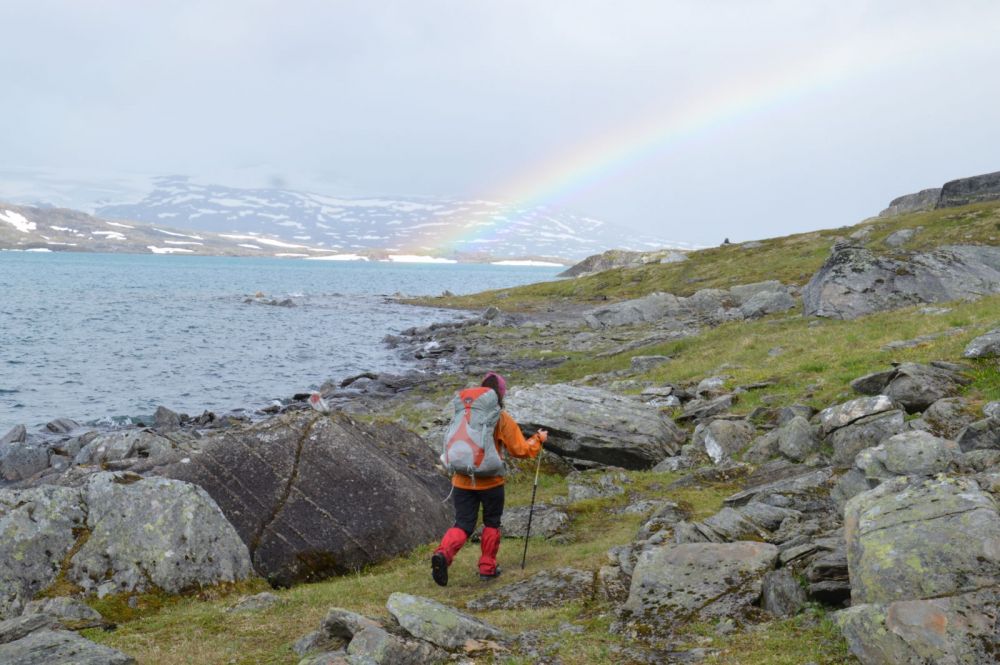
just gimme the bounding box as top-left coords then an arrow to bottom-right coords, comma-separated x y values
559,248 -> 687,277
803,245 -> 1000,319
877,188 -> 941,217
165,412 -> 452,587
0,473 -> 252,618
505,384 -> 686,468
938,170 -> 1000,208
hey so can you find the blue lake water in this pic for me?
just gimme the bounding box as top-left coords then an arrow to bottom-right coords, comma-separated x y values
0,252 -> 560,430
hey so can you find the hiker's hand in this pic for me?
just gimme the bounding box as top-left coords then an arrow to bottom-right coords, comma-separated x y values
536,429 -> 548,444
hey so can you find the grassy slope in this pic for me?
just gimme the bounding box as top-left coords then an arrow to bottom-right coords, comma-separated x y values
86,202 -> 1000,664
414,201 -> 1000,311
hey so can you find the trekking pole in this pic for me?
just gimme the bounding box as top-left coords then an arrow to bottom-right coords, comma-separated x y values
520,445 -> 544,570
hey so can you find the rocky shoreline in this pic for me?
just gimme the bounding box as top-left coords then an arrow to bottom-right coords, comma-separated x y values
3,237 -> 1000,663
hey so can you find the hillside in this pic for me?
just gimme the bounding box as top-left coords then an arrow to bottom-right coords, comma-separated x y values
94,176 -> 692,262
417,199 -> 1000,311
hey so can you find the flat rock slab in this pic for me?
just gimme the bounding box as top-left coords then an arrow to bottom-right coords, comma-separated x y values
499,505 -> 569,538
386,593 -> 506,650
818,396 -> 897,435
467,568 -> 594,611
837,588 -> 999,665
166,412 -> 451,586
854,431 -> 960,480
617,541 -> 778,638
845,476 -> 1000,605
0,629 -> 135,664
505,384 -> 685,469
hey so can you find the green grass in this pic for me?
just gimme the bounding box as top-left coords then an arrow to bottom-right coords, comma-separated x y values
411,200 -> 1000,312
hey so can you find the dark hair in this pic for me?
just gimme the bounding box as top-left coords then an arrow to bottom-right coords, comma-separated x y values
481,374 -> 505,408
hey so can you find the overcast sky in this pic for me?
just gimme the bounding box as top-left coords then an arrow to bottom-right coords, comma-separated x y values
1,1 -> 998,245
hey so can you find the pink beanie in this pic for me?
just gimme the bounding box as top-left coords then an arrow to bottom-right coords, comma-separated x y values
483,371 -> 507,398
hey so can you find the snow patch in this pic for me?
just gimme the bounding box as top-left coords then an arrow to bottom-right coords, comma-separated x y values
238,243 -> 262,250
147,246 -> 195,254
155,228 -> 204,240
387,254 -> 458,264
92,231 -> 127,240
106,221 -> 135,229
219,234 -> 308,249
0,210 -> 36,233
305,253 -> 369,261
164,240 -> 203,246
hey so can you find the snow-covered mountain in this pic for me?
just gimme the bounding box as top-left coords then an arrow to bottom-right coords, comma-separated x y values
94,176 -> 692,261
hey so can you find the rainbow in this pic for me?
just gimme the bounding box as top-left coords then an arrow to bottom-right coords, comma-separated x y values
414,35 -> 918,255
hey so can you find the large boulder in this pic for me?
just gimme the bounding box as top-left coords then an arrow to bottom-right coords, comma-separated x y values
837,588 -> 999,665
0,445 -> 50,482
0,486 -> 87,619
505,384 -> 686,469
165,412 -> 452,586
878,188 -> 941,217
875,363 -> 969,413
73,430 -> 176,467
68,473 -> 253,597
844,476 -> 1000,605
803,245 -> 1000,319
956,417 -> 1000,452
938,169 -> 1000,207
964,328 -> 1000,358
616,541 -> 778,638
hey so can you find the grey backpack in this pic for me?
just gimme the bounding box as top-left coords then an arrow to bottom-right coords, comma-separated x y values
440,387 -> 505,479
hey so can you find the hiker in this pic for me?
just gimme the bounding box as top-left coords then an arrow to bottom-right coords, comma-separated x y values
432,371 -> 547,586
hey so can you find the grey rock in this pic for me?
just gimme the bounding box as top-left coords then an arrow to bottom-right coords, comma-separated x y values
850,370 -> 897,396
630,355 -> 671,372
292,630 -> 344,658
881,363 -> 969,413
837,588 -> 999,665
844,476 -> 1000,604
0,485 -> 87,620
680,394 -> 735,422
386,593 -> 506,650
818,395 -> 897,435
760,568 -> 807,618
73,430 -> 175,467
635,501 -> 690,541
963,449 -> 1000,472
803,245 -> 1000,319
738,289 -> 796,319
830,469 -> 872,514
560,249 -> 686,278
938,169 -> 1000,207
584,292 -> 687,329
695,376 -> 728,399
742,430 -> 780,464
651,455 -> 697,472
0,614 -> 55,645
505,384 -> 686,469
153,406 -> 182,430
0,425 -> 26,445
700,507 -> 770,542
45,419 -> 80,434
829,410 -> 906,468
347,624 -> 446,664
617,541 -> 778,638
0,629 -> 135,664
500,505 -> 569,538
777,416 -> 819,462
878,187 -> 940,217
228,592 -> 280,613
466,568 -> 594,610
1,445 -> 50,482
165,412 -> 451,587
983,401 -> 1000,420
693,420 -> 755,465
777,405 -> 816,426
956,417 -> 1000,452
883,228 -> 917,247
854,431 -> 960,480
964,328 -> 1000,358
724,467 -> 834,510
568,471 -> 628,503
21,597 -> 104,630
923,397 -> 977,439
68,472 -> 253,597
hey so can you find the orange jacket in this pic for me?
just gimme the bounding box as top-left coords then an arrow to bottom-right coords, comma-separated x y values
451,410 -> 541,490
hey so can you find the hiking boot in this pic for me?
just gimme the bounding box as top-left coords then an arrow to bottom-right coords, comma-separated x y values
431,552 -> 448,587
479,565 -> 502,581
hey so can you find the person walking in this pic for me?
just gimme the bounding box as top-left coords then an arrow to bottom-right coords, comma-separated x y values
432,371 -> 547,586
